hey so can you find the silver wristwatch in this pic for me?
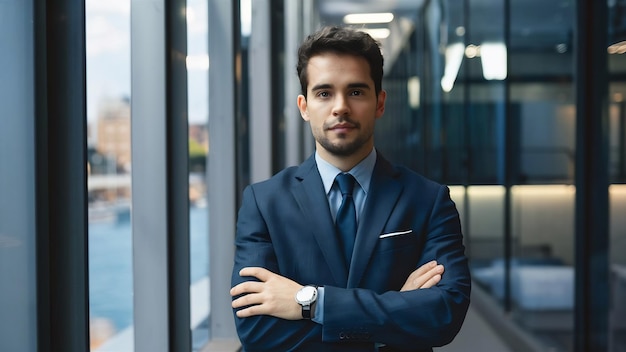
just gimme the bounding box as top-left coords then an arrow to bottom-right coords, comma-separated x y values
295,285 -> 318,319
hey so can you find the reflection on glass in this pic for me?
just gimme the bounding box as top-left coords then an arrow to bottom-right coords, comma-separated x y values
609,1 -> 626,350
505,1 -> 575,350
464,185 -> 577,350
609,186 -> 626,352
86,0 -> 134,350
187,0 -> 210,350
609,90 -> 626,351
421,0 -> 580,350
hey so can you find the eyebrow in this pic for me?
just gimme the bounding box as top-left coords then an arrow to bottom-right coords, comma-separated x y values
310,82 -> 372,91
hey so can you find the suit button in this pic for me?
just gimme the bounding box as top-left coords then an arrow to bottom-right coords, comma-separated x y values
339,332 -> 346,340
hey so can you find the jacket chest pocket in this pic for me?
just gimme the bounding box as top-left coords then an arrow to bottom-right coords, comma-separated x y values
375,230 -> 417,253
364,231 -> 421,290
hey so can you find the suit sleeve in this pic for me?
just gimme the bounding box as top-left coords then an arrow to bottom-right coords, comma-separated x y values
231,185 -> 322,351
321,185 -> 471,350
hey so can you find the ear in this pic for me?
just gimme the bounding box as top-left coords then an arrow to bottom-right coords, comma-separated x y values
375,90 -> 387,119
297,95 -> 309,121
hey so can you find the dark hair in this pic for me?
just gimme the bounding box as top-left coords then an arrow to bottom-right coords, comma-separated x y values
296,26 -> 384,98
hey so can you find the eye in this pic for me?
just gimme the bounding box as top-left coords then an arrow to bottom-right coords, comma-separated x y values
350,90 -> 364,96
316,91 -> 330,98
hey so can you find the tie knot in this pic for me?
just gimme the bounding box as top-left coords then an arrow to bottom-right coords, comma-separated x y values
336,173 -> 356,196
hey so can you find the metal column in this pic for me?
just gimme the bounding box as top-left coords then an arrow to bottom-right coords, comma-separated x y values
574,0 -> 610,350
131,0 -> 191,350
249,0 -> 273,182
35,0 -> 90,350
207,0 -> 240,347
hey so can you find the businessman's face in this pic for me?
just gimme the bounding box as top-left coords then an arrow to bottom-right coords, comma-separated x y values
297,53 -> 386,162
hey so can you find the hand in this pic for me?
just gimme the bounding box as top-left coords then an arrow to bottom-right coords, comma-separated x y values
230,267 -> 304,320
400,260 -> 444,291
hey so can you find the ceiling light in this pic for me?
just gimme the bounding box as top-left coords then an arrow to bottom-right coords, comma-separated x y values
441,43 -> 465,92
358,28 -> 390,39
407,76 -> 420,108
343,12 -> 394,24
465,44 -> 480,58
480,42 -> 507,80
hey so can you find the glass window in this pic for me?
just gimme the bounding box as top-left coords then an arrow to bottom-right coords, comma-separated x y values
187,0 -> 210,350
608,1 -> 626,351
506,7 -> 576,349
85,1 -> 134,350
378,0 -> 581,350
502,1 -> 575,350
0,0 -> 37,350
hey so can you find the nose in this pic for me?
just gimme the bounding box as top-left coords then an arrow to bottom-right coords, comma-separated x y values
332,95 -> 350,117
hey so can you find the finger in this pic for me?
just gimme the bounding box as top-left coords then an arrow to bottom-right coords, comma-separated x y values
401,262 -> 435,291
420,274 -> 442,289
411,264 -> 443,287
234,295 -> 285,318
236,303 -> 267,318
230,281 -> 264,296
414,260 -> 438,277
232,292 -> 262,309
239,267 -> 272,281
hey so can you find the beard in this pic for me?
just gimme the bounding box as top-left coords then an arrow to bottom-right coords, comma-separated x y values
313,118 -> 372,157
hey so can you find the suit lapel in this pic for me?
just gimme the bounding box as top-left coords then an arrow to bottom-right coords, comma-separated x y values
348,155 -> 403,288
291,156 -> 348,287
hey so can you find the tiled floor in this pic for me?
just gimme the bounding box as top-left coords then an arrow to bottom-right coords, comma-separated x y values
434,303 -> 513,352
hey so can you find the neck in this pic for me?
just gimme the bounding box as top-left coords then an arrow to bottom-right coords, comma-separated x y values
316,144 -> 373,172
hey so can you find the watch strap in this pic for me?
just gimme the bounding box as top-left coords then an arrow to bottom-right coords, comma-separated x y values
302,303 -> 312,319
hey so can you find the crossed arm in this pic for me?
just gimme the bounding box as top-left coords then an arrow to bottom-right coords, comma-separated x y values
230,260 -> 445,320
231,183 -> 470,350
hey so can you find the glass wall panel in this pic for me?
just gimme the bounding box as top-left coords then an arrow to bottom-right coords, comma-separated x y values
510,185 -> 575,351
507,1 -> 575,350
85,1 -> 134,350
377,0 -> 587,350
512,84 -> 575,184
608,1 -> 626,351
465,1 -> 506,186
187,0 -> 210,349
0,0 -> 37,350
453,0 -> 509,310
609,185 -> 626,352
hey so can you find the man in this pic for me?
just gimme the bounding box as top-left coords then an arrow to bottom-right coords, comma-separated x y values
230,26 -> 470,351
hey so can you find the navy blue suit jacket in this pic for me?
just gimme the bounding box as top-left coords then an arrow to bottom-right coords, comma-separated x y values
231,154 -> 471,351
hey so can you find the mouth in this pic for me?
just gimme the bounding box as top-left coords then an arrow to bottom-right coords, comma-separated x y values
328,122 -> 356,133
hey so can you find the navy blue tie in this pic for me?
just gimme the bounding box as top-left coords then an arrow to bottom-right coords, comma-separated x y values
335,173 -> 357,268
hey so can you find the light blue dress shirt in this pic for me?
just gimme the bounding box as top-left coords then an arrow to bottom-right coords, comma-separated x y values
311,148 -> 377,324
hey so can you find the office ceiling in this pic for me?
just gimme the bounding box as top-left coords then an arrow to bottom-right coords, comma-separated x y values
316,0 -> 574,50
317,0 -> 425,23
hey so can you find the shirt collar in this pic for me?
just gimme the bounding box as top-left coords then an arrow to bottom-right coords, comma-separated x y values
315,148 -> 377,196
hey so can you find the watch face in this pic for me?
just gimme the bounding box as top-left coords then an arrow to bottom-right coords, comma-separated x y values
296,286 -> 316,304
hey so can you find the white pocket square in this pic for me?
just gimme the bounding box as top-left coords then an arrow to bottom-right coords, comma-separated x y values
379,230 -> 412,239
